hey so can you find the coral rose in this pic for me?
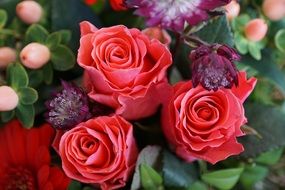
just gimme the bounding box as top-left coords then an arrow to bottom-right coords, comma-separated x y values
53,115 -> 138,190
162,72 -> 257,164
78,21 -> 172,120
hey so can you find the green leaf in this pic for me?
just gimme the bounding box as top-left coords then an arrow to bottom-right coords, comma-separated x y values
15,103 -> 35,128
140,164 -> 163,190
57,30 -> 72,44
18,87 -> 38,105
195,15 -> 234,46
201,168 -> 244,190
28,70 -> 44,88
231,14 -> 250,31
163,150 -> 198,189
239,103 -> 285,158
131,146 -> 162,190
170,66 -> 183,84
234,33 -> 248,54
7,63 -> 29,89
1,110 -> 15,122
51,45 -> 75,71
256,148 -> 283,165
68,180 -> 81,190
25,24 -> 49,43
240,165 -> 268,190
0,9 -> 7,28
188,181 -> 208,190
42,63 -> 53,84
46,32 -> 62,50
248,42 -> 262,60
275,29 -> 285,52
241,48 -> 285,95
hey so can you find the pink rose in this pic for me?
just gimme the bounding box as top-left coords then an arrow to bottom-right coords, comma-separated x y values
78,21 -> 172,120
162,72 -> 257,164
53,116 -> 138,190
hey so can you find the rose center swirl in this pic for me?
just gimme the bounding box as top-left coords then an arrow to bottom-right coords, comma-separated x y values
4,166 -> 37,190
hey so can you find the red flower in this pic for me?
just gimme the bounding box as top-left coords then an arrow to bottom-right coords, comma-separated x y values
53,116 -> 138,190
84,0 -> 98,6
78,21 -> 172,120
162,72 -> 257,164
110,0 -> 127,11
0,120 -> 70,189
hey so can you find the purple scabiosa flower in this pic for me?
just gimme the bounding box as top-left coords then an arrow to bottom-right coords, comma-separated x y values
45,81 -> 91,130
190,44 -> 240,91
126,0 -> 231,31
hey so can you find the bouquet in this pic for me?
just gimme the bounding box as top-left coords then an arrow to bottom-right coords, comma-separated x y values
0,0 -> 285,189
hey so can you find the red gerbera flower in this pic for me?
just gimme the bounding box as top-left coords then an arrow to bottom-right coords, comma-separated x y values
0,120 -> 70,190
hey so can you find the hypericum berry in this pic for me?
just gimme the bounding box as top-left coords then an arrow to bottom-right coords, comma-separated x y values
16,1 -> 43,24
0,86 -> 19,111
224,0 -> 240,21
20,42 -> 50,69
0,47 -> 17,69
262,0 -> 285,21
190,44 -> 240,91
244,19 -> 268,42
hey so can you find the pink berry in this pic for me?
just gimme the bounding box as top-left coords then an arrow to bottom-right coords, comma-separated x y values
224,0 -> 240,21
0,47 -> 17,69
244,19 -> 268,42
20,42 -> 50,69
262,0 -> 285,21
0,86 -> 19,111
16,0 -> 43,24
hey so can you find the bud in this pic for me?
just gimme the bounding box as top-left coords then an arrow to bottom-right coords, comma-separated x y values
262,0 -> 285,21
142,27 -> 171,47
20,42 -> 50,69
110,0 -> 127,11
16,1 -> 43,24
45,81 -> 91,130
190,44 -> 240,91
224,0 -> 240,21
0,86 -> 19,111
0,47 -> 17,69
244,19 -> 268,42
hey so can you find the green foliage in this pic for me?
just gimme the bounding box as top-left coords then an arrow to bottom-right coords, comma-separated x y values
140,164 -> 163,190
0,110 -> 15,123
15,103 -> 35,128
256,148 -> 284,165
68,180 -> 82,190
51,44 -> 75,71
240,103 -> 285,158
162,150 -> 198,189
275,29 -> 285,53
25,24 -> 49,43
195,15 -> 234,46
18,87 -> 38,105
46,32 -> 62,50
188,181 -> 208,190
7,63 -> 29,89
0,9 -> 8,29
201,168 -> 244,190
240,164 -> 268,190
131,146 -> 162,190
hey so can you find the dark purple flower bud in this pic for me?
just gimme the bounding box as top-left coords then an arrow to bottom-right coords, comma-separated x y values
45,81 -> 91,130
190,44 -> 240,91
126,0 -> 232,32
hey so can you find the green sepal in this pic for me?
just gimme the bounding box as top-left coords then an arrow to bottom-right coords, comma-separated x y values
235,33 -> 248,54
51,45 -> 75,71
18,87 -> 38,105
1,110 -> 15,122
25,24 -> 49,43
46,32 -> 62,50
201,168 -> 244,190
256,148 -> 284,165
140,164 -> 163,190
248,42 -> 262,60
15,103 -> 35,128
57,30 -> 72,44
7,63 -> 29,89
0,9 -> 7,29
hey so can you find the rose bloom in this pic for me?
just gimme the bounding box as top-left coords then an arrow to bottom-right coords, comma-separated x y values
53,115 -> 138,190
162,72 -> 257,164
78,21 -> 172,120
142,27 -> 171,47
0,120 -> 70,189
